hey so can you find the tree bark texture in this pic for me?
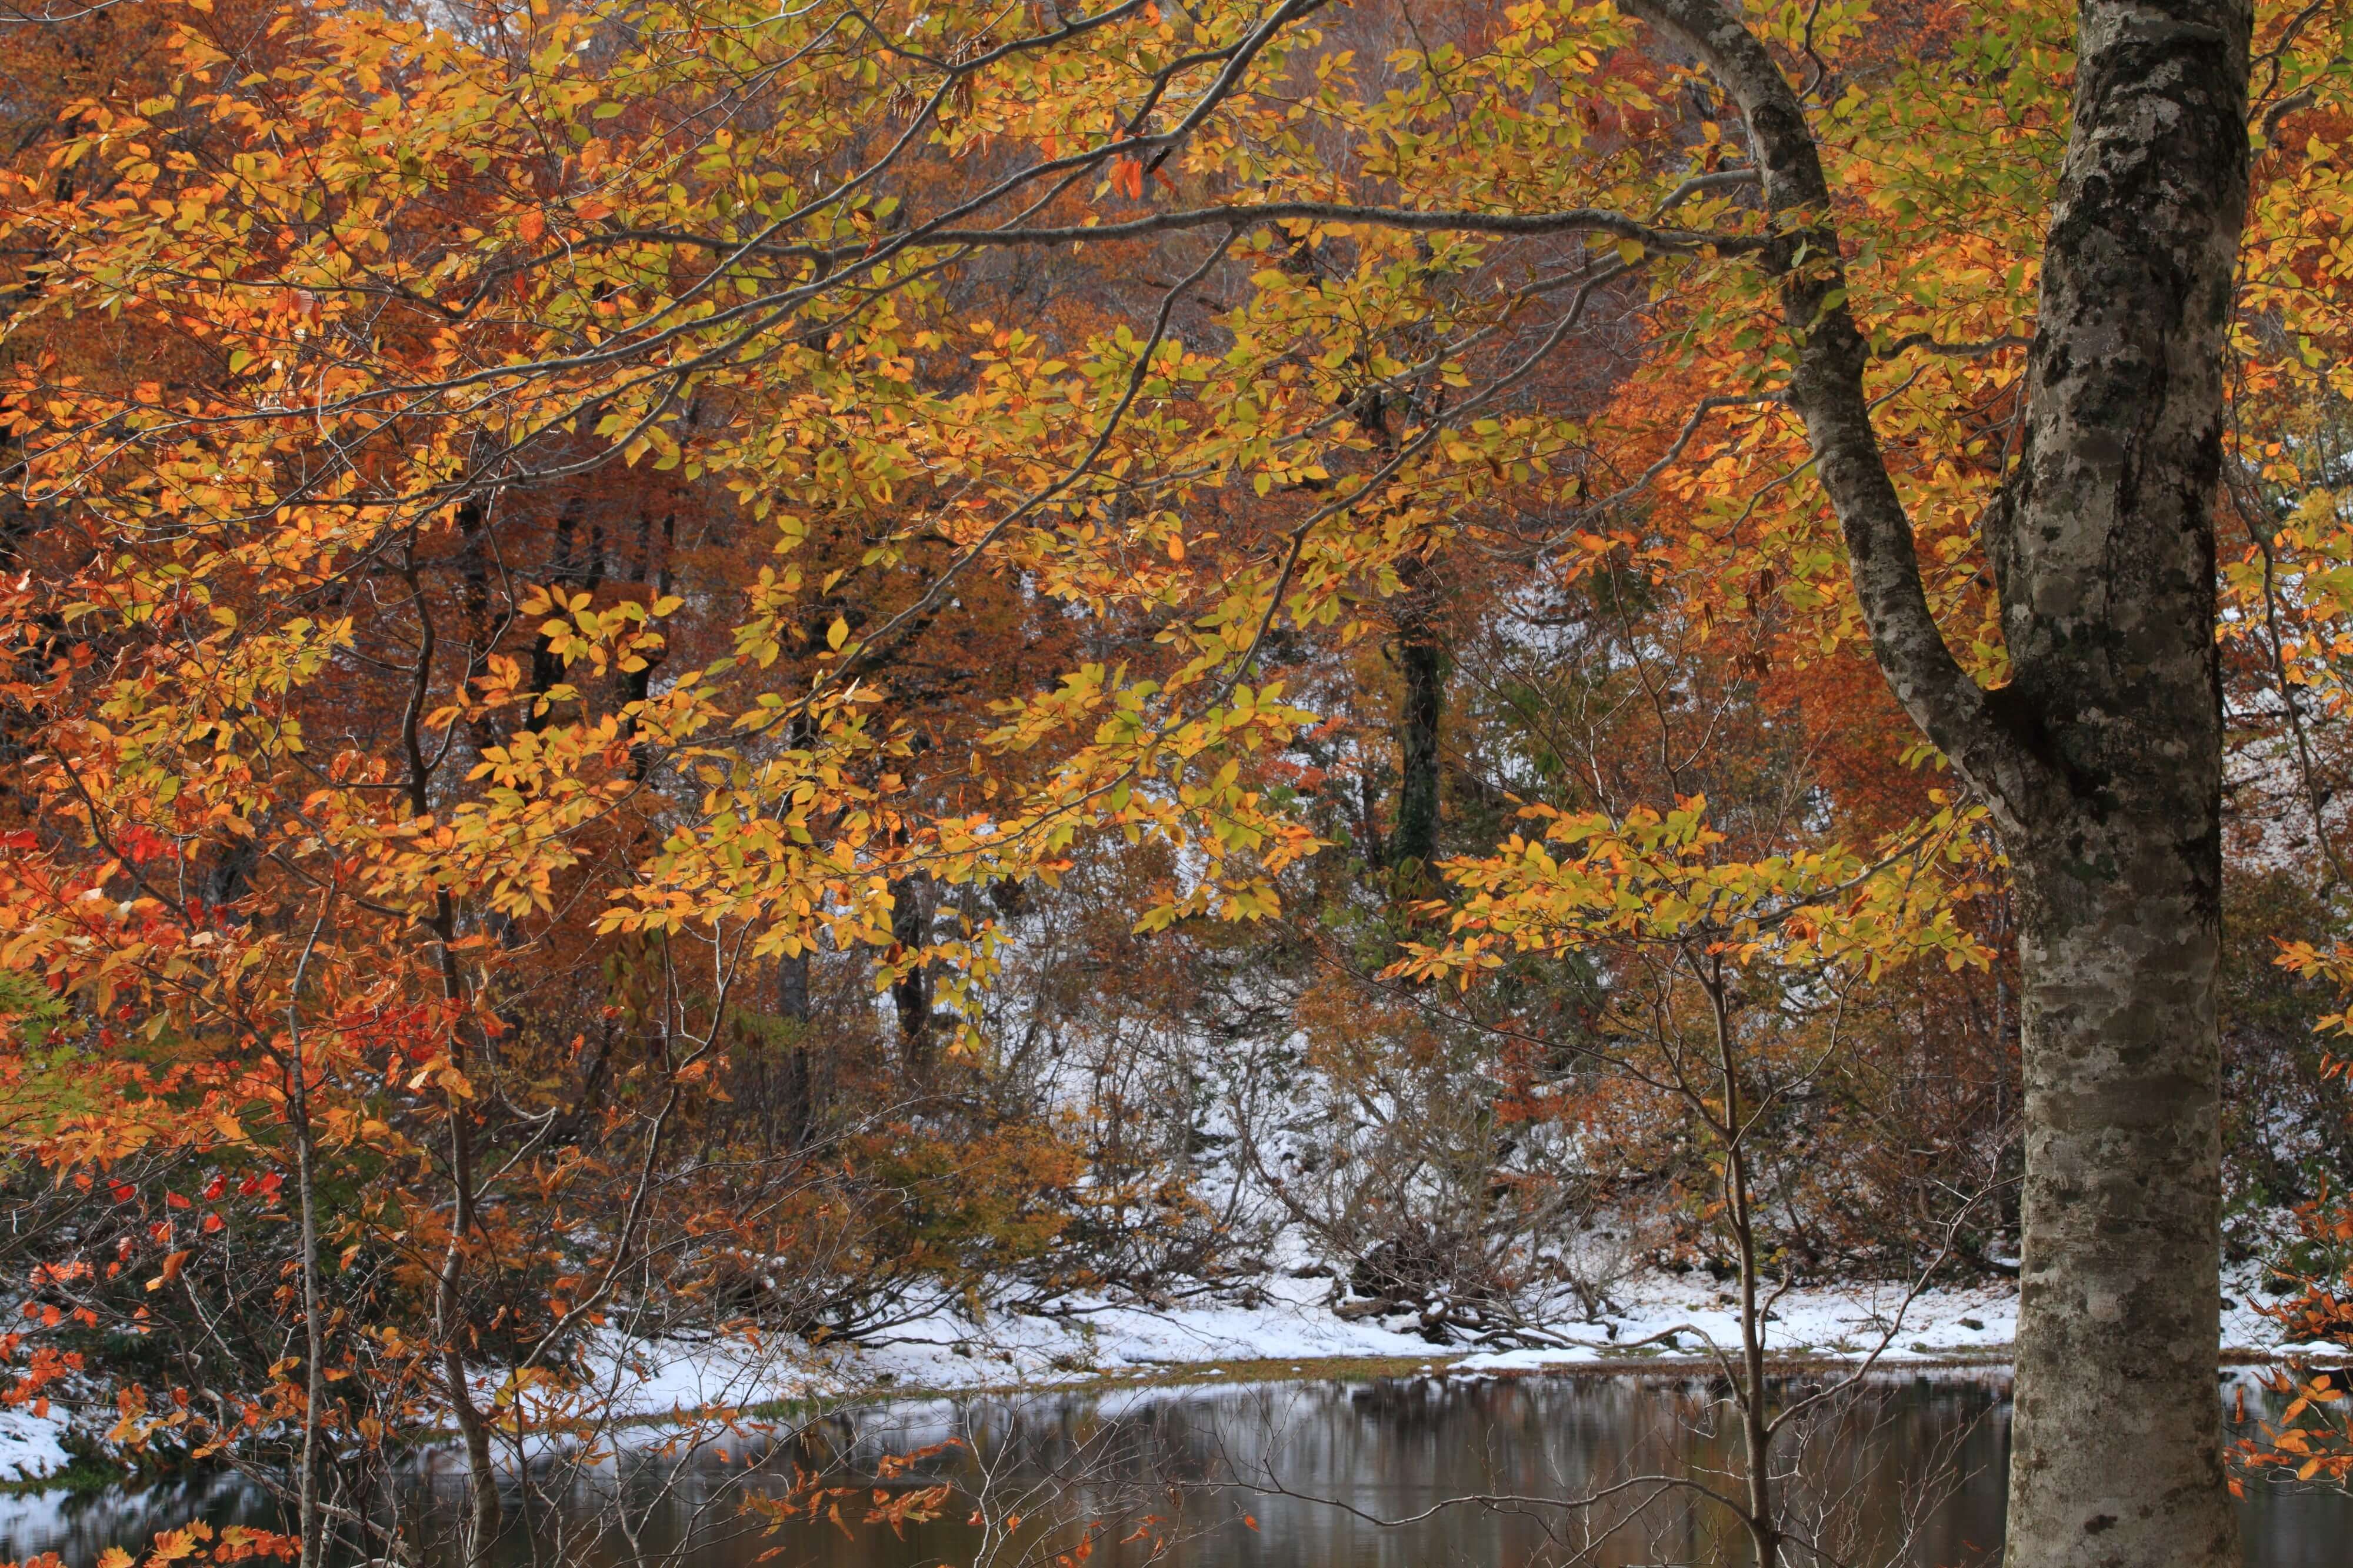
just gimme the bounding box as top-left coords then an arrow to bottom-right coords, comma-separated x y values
1998,4 -> 2244,1559
1625,1 -> 2249,1562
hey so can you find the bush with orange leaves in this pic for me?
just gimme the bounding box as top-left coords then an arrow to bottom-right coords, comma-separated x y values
2231,1190 -> 2353,1493
6,1522 -> 298,1568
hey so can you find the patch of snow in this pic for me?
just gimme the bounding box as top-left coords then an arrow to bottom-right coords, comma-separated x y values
539,1261 -> 2322,1417
4,1262 -> 2329,1494
0,1402 -> 71,1484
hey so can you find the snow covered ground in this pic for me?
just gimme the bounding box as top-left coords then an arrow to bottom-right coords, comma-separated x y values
0,1403 -> 69,1489
740,1260 -> 2318,1393
0,1263 -> 2328,1489
0,1282 -> 2272,1486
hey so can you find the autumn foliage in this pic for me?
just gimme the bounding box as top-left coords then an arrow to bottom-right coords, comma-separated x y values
1,0 -> 2351,1558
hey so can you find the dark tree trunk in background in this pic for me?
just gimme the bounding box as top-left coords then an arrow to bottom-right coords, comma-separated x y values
527,510 -> 602,732
776,949 -> 814,1151
1628,1 -> 2249,1562
1390,589 -> 1447,890
891,873 -> 935,1079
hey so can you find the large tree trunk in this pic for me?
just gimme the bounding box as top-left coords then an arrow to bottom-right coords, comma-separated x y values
2012,828 -> 2231,1566
1624,1 -> 2250,1562
1995,5 -> 2244,1559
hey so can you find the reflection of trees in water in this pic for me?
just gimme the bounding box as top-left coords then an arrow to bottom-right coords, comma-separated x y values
12,1376 -> 2347,1568
1148,1376 -> 2007,1568
742,1376 -> 2010,1568
0,1472 -> 285,1568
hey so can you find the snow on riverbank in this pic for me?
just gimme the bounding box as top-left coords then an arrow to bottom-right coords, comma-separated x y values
780,1261 -> 2317,1393
0,1404 -> 70,1487
0,1265 -> 2327,1487
548,1260 -> 2325,1432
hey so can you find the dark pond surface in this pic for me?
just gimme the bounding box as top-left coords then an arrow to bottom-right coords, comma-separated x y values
3,1374 -> 2346,1567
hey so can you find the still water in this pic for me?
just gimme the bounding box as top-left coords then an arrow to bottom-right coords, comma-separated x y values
3,1374 -> 2345,1567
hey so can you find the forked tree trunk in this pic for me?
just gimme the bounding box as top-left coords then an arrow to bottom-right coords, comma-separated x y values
1995,7 -> 2244,1556
1625,1 -> 2250,1562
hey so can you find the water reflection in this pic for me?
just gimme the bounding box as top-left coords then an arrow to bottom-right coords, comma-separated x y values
4,1375 -> 2346,1567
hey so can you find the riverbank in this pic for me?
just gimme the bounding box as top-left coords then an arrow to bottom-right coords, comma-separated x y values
0,1263 -> 2316,1487
750,1259 -> 2309,1399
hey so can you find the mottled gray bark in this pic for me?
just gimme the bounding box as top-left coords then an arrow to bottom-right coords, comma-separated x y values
1625,1 -> 2249,1563
2009,833 -> 2231,1567
1994,6 -> 2245,1562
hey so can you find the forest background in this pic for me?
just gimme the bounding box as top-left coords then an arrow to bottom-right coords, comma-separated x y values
5,0 -> 2353,1564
